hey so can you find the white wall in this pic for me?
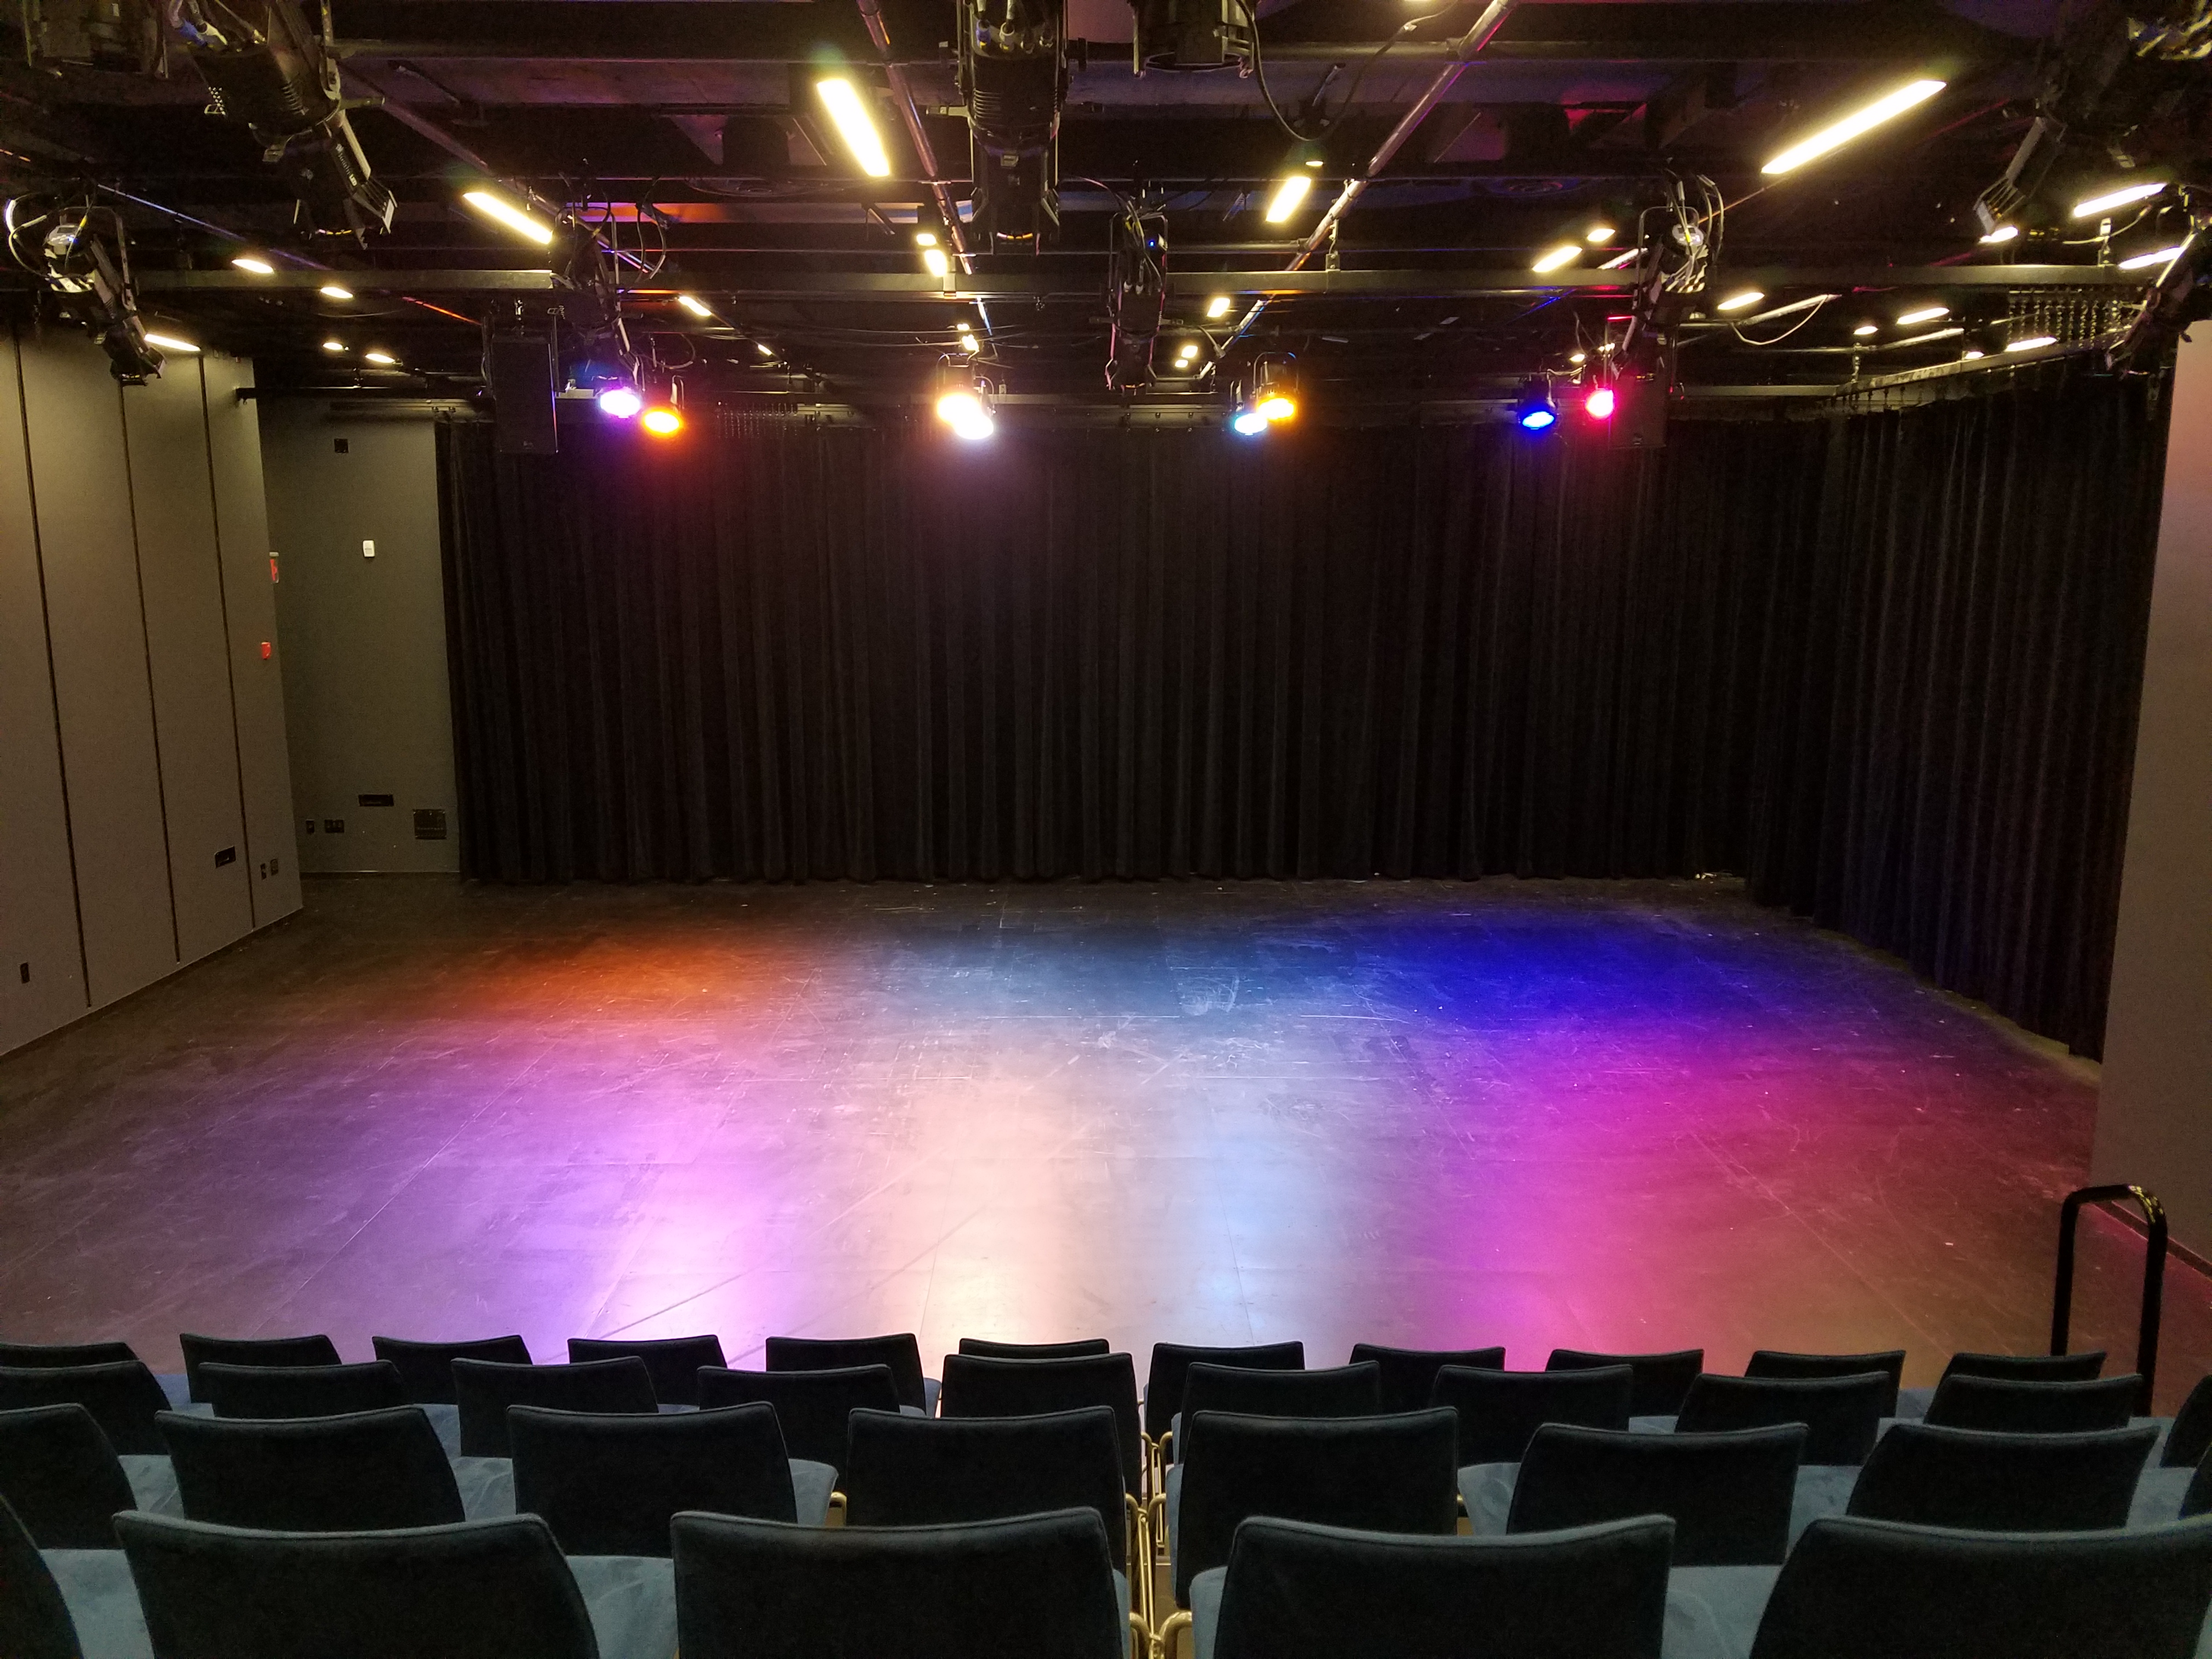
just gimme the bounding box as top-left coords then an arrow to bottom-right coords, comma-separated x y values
0,326 -> 300,1058
2094,325 -> 2212,1252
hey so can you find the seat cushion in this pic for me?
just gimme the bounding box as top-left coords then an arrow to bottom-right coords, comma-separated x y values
42,1549 -> 153,1659
568,1556 -> 677,1659
1190,1566 -> 1226,1659
789,1460 -> 837,1527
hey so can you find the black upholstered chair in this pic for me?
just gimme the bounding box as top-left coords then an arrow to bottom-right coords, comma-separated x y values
671,1508 -> 1127,1659
1846,1421 -> 2156,1532
116,1512 -> 598,1659
198,1361 -> 405,1420
1173,1360 -> 1382,1455
958,1337 -> 1111,1359
0,1404 -> 137,1548
1925,1373 -> 2139,1435
765,1335 -> 929,1413
1675,1371 -> 1891,1465
452,1356 -> 657,1457
1545,1348 -> 1704,1417
1200,1514 -> 1674,1659
1509,1423 -> 1803,1565
937,1352 -> 1144,1494
1170,1408 -> 1460,1609
160,1407 -> 463,1532
0,1362 -> 171,1454
0,1496 -> 83,1659
843,1407 -> 1131,1571
2162,1373 -> 2212,1468
1941,1350 -> 2105,1384
2185,1455 -> 2212,1520
1431,1363 -> 1634,1463
1746,1515 -> 2212,1659
567,1335 -> 727,1407
178,1334 -> 342,1403
371,1336 -> 532,1404
0,1340 -> 139,1370
1143,1342 -> 1304,1442
1348,1345 -> 1506,1414
696,1364 -> 900,1479
509,1402 -> 796,1556
1745,1348 -> 1906,1416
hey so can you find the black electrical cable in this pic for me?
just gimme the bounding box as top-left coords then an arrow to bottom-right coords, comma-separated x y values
1234,0 -> 1423,145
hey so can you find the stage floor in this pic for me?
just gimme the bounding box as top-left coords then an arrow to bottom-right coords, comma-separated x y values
1,876 -> 2202,1406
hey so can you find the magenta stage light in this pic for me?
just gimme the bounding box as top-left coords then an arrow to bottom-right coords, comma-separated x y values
599,386 -> 644,419
1585,386 -> 1617,420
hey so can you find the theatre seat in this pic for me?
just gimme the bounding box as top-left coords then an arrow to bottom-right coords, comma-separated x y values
0,1363 -> 171,1455
1924,1373 -> 2140,1435
1143,1344 -> 1305,1444
696,1364 -> 900,1480
1347,1345 -> 1507,1414
2161,1374 -> 2212,1468
0,1404 -> 138,1548
765,1334 -> 933,1414
1675,1373 -> 1891,1466
0,1341 -> 140,1372
1430,1363 -> 1634,1463
371,1336 -> 532,1404
1845,1421 -> 2155,1533
197,1361 -> 406,1420
116,1511 -> 599,1659
160,1406 -> 464,1532
1164,1363 -> 1384,1466
567,1335 -> 727,1407
1744,1350 -> 1906,1417
1940,1350 -> 2106,1384
1545,1348 -> 1705,1417
958,1337 -> 1112,1359
1509,1423 -> 1803,1565
937,1352 -> 1145,1495
0,1496 -> 82,1659
451,1357 -> 657,1457
178,1334 -> 342,1404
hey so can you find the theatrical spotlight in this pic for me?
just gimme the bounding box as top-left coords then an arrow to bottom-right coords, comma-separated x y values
4,195 -> 162,381
935,359 -> 998,440
1228,356 -> 1298,435
641,404 -> 684,436
1514,379 -> 1559,431
598,385 -> 643,419
1584,383 -> 1617,420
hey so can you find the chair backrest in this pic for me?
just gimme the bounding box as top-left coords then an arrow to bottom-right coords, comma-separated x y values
1745,1350 -> 1906,1416
0,1362 -> 171,1454
452,1357 -> 657,1457
510,1403 -> 794,1556
1941,1350 -> 2105,1384
957,1338 -> 1111,1359
1182,1362 -> 1381,1430
1173,1408 -> 1460,1605
1143,1342 -> 1304,1440
371,1336 -> 532,1404
936,1352 -> 1143,1493
841,1407 -> 1127,1570
199,1361 -> 406,1420
566,1336 -> 726,1406
1430,1364 -> 1634,1463
1545,1348 -> 1704,1417
1925,1373 -> 2139,1435
159,1407 -> 464,1532
695,1365 -> 900,1478
1510,1423 -> 1803,1565
0,1404 -> 136,1548
0,1496 -> 82,1659
178,1334 -> 342,1403
1747,1515 -> 2212,1659
116,1512 -> 599,1659
2165,1374 -> 2212,1469
671,1507 -> 1124,1659
0,1340 -> 138,1370
2186,1455 -> 2212,1519
1848,1421 -> 2157,1532
764,1335 -> 926,1412
1348,1345 -> 1506,1414
1211,1514 -> 1674,1659
1675,1372 -> 1891,1465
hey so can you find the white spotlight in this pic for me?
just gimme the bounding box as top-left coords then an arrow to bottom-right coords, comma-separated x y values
923,246 -> 951,277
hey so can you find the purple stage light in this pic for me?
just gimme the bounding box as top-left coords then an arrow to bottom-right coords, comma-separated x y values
599,386 -> 644,419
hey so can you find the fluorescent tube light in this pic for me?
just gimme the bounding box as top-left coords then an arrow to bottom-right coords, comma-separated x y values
1716,289 -> 1764,312
1530,243 -> 1579,274
321,339 -> 346,352
318,284 -> 354,300
231,255 -> 274,275
2005,334 -> 2058,351
922,246 -> 951,276
677,294 -> 714,318
2118,244 -> 2186,271
461,188 -> 554,245
1895,304 -> 1949,326
1762,78 -> 1946,176
2070,180 -> 2164,218
144,332 -> 199,353
1206,294 -> 1232,319
816,78 -> 893,178
1584,224 -> 1614,243
1978,224 -> 2018,245
364,349 -> 398,365
1264,174 -> 1312,224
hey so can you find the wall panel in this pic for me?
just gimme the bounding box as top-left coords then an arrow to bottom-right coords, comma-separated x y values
17,331 -> 178,1007
202,353 -> 302,925
0,329 -> 89,1049
122,362 -> 252,964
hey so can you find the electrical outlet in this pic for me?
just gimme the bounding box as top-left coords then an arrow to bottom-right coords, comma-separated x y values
323,819 -> 346,834
215,846 -> 236,866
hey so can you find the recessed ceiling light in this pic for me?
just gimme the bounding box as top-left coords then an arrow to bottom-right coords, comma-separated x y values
318,283 -> 354,300
915,231 -> 938,247
1961,349 -> 1985,359
231,255 -> 274,275
1762,78 -> 1946,176
2070,180 -> 2165,218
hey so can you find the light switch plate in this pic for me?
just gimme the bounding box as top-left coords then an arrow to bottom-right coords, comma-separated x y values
362,538 -> 376,558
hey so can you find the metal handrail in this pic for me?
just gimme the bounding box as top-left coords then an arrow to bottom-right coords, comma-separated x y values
2052,1183 -> 2166,1414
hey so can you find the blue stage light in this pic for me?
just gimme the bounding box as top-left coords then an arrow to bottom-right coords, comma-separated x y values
1231,409 -> 1270,436
1519,405 -> 1556,430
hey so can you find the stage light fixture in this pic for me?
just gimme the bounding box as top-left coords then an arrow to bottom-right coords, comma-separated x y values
676,294 -> 714,319
1761,78 -> 1946,176
957,323 -> 981,353
363,349 -> 396,365
1207,294 -> 1232,319
1585,224 -> 1615,244
1896,304 -> 1949,325
2006,333 -> 2058,351
1716,289 -> 1764,312
321,338 -> 346,352
2071,180 -> 2164,218
755,341 -> 775,357
1979,224 -> 2019,245
599,385 -> 643,418
462,188 -> 554,245
1853,322 -> 1878,336
318,283 -> 353,300
1531,243 -> 1579,274
1231,408 -> 1269,436
2119,244 -> 2187,271
923,246 -> 951,276
1264,174 -> 1311,224
641,405 -> 683,435
935,360 -> 998,439
144,331 -> 200,353
232,253 -> 274,275
816,78 -> 893,178
1513,380 -> 1558,431
1568,351 -> 1587,364
1252,356 -> 1297,421
1584,385 -> 1616,420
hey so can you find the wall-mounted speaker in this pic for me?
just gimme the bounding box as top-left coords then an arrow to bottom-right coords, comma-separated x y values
486,331 -> 557,455
1610,371 -> 1668,450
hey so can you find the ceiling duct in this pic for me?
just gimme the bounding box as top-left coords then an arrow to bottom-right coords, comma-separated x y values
960,0 -> 1068,246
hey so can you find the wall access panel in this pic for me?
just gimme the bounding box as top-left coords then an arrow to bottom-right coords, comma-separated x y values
0,328 -> 89,1050
16,330 -> 179,1008
121,362 -> 253,965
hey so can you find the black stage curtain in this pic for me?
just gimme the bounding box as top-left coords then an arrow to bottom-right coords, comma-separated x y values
439,364 -> 2166,1054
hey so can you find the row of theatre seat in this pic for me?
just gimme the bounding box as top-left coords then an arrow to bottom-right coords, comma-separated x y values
4,1329 -> 2211,1658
